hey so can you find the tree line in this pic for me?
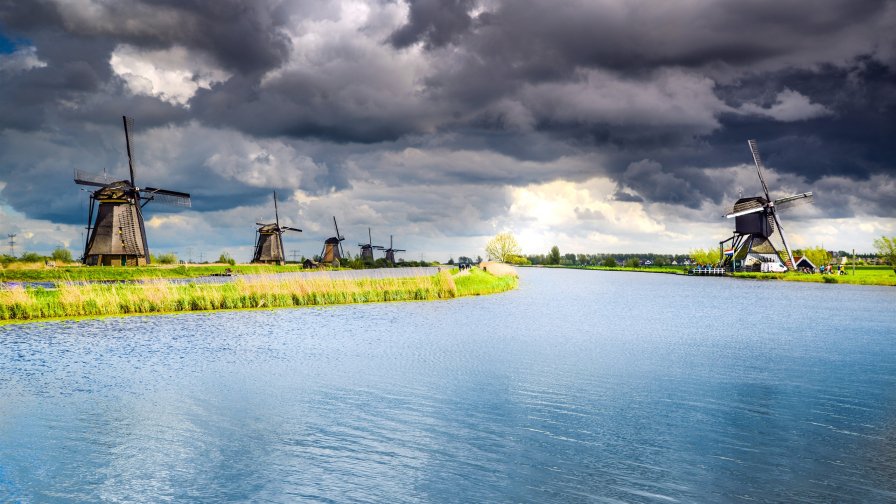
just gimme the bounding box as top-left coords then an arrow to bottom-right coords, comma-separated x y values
479,232 -> 896,267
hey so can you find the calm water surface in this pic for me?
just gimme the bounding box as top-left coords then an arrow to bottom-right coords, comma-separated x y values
1,269 -> 895,502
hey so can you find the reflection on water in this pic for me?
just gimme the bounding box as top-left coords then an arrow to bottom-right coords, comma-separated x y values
1,269 -> 895,502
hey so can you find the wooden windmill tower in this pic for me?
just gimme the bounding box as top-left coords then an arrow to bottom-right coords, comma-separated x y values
720,140 -> 813,271
320,217 -> 346,266
383,235 -> 406,265
358,228 -> 384,263
252,191 -> 301,265
74,116 -> 191,266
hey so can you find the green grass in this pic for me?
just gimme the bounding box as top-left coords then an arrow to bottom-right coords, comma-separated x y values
733,265 -> 896,286
454,267 -> 519,296
0,268 -> 518,322
0,263 -> 323,282
527,263 -> 895,286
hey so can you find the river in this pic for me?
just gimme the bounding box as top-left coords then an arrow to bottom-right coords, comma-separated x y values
1,268 -> 895,502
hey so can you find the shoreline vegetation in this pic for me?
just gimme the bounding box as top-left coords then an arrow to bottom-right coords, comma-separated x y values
0,266 -> 519,323
523,264 -> 896,286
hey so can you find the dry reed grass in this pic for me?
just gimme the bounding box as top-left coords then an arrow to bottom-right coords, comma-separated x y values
0,269 -> 475,321
478,262 -> 518,277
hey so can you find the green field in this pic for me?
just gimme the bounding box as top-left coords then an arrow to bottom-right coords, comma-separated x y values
0,267 -> 518,322
733,265 -> 896,286
524,263 -> 895,286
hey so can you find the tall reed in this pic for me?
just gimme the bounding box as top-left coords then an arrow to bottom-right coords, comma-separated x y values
0,269 -> 493,322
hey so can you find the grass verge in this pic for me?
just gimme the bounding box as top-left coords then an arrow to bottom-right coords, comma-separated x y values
732,266 -> 896,286
0,263 -> 329,283
0,268 -> 517,322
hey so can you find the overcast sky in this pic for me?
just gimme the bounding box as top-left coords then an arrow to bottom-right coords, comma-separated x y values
1,0 -> 894,261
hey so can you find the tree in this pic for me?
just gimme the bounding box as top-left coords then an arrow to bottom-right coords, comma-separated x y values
505,254 -> 531,265
690,248 -> 721,265
51,247 -> 73,263
624,257 -> 641,268
799,246 -> 830,269
447,257 -> 455,265
602,256 -> 617,267
218,252 -> 236,266
485,232 -> 522,263
20,251 -> 43,262
548,245 -> 560,265
156,253 -> 178,265
874,236 -> 896,266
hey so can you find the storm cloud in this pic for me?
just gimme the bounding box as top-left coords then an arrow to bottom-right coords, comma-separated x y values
1,0 -> 894,258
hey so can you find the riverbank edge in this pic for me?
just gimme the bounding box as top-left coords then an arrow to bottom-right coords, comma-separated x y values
519,264 -> 896,286
0,268 -> 519,325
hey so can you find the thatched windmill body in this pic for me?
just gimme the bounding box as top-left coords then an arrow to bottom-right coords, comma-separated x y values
358,228 -> 384,262
252,191 -> 301,265
74,116 -> 191,266
720,140 -> 813,271
383,235 -> 406,265
320,217 -> 345,265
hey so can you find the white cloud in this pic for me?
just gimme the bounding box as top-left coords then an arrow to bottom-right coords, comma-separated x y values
0,46 -> 47,73
110,44 -> 231,106
739,88 -> 833,122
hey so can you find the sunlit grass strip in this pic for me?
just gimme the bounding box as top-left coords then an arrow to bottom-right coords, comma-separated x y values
732,270 -> 896,286
454,267 -> 519,296
0,269 -> 517,321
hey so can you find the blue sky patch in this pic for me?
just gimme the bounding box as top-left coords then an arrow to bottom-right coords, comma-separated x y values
0,30 -> 24,54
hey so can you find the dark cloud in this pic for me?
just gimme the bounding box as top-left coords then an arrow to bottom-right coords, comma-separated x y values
0,0 -> 292,74
612,190 -> 643,203
0,0 -> 894,255
388,0 -> 475,49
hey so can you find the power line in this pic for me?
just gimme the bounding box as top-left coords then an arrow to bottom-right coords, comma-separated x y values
7,234 -> 16,257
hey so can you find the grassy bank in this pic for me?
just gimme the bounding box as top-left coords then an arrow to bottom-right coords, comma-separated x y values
455,267 -> 519,296
529,263 -> 895,286
0,268 -> 518,322
732,265 -> 896,286
0,263 -> 324,282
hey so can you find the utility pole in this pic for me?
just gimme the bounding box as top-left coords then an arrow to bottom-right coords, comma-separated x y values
187,247 -> 193,264
199,251 -> 204,264
290,250 -> 301,263
7,234 -> 16,257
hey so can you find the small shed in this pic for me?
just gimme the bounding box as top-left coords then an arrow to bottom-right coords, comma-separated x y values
793,256 -> 817,271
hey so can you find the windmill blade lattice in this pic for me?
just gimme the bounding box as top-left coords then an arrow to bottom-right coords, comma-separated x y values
774,192 -> 813,211
142,187 -> 191,207
748,139 -> 771,201
74,169 -> 116,188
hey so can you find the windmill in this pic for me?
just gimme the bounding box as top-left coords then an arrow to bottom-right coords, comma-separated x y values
383,235 -> 406,265
720,140 -> 813,272
358,228 -> 384,262
74,116 -> 191,266
320,216 -> 345,265
252,190 -> 301,265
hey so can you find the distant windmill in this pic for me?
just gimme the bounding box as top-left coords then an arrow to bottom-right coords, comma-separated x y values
252,190 -> 301,265
720,140 -> 813,271
320,216 -> 346,266
74,116 -> 191,266
358,228 -> 384,262
383,235 -> 406,265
